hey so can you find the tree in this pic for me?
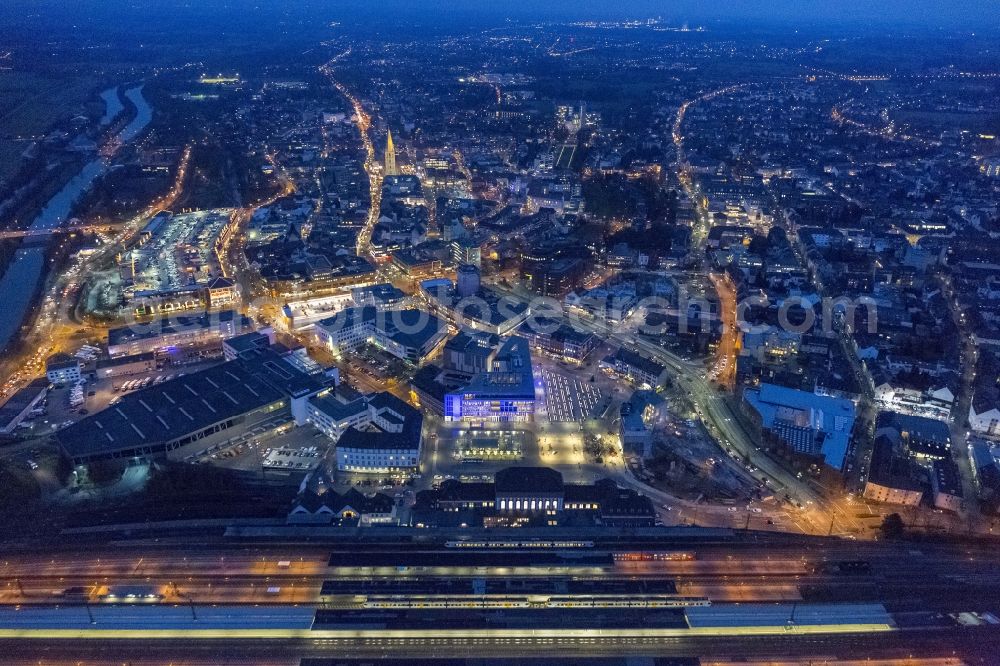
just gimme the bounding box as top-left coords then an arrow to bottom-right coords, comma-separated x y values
88,459 -> 127,487
880,512 -> 905,540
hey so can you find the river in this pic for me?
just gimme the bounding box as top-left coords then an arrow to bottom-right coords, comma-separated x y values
0,85 -> 152,351
99,86 -> 123,126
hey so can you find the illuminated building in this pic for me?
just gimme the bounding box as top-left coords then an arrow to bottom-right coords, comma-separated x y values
335,392 -> 422,473
445,337 -> 536,423
417,466 -> 655,527
106,310 -> 251,358
519,317 -> 598,363
384,129 -> 398,176
495,467 -> 564,513
601,348 -> 668,388
450,238 -> 482,267
45,355 -> 82,385
315,307 -> 449,364
351,283 -> 407,309
205,276 -> 238,308
743,383 -> 856,471
306,390 -> 370,441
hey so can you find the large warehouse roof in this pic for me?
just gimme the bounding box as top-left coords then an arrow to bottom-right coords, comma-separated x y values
57,360 -> 286,462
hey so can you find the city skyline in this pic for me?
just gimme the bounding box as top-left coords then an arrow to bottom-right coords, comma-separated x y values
0,2 -> 997,663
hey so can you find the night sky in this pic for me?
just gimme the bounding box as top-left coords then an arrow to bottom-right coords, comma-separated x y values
3,0 -> 997,33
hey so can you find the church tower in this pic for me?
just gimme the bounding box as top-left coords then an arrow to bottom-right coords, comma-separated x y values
384,129 -> 398,176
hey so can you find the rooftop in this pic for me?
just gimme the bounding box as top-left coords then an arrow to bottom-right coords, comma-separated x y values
609,348 -> 666,378
308,393 -> 368,421
107,310 -> 247,347
57,346 -> 326,461
460,336 -> 535,398
744,383 -> 856,470
336,391 -> 423,452
318,307 -> 448,352
445,329 -> 501,356
495,466 -> 564,494
56,359 -> 287,461
876,411 -> 951,446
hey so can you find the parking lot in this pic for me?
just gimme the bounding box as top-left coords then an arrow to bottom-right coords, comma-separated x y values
262,446 -> 323,472
184,417 -> 300,468
124,209 -> 233,302
339,343 -> 413,389
537,367 -> 606,423
423,420 -> 545,485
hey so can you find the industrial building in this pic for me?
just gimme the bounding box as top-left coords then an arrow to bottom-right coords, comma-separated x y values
95,352 -> 156,379
56,345 -> 330,465
0,379 -> 48,436
222,329 -> 275,360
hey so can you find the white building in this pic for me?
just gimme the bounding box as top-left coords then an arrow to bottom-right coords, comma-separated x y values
314,307 -> 448,364
306,392 -> 370,441
969,392 -> 1000,438
45,357 -> 82,385
334,392 -> 423,473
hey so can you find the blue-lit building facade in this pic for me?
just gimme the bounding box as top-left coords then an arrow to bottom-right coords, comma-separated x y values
444,337 -> 536,424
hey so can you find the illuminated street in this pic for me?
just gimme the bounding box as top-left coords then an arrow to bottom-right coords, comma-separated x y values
1,4 -> 998,664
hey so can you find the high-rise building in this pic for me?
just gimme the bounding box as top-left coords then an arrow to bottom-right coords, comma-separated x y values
450,238 -> 481,267
384,129 -> 398,176
456,263 -> 481,297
